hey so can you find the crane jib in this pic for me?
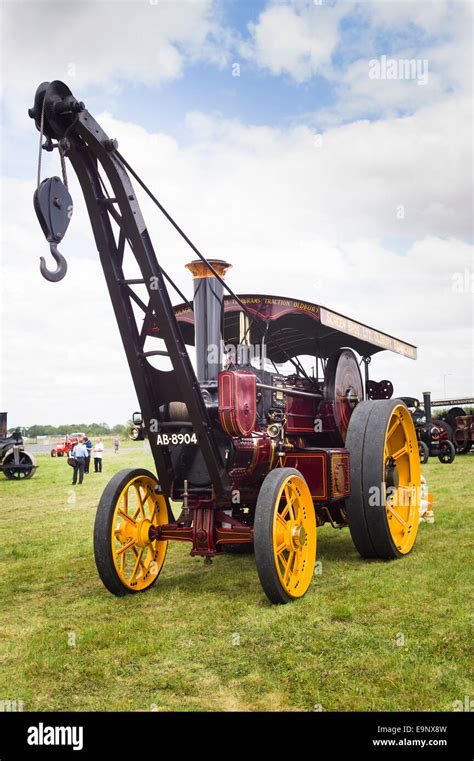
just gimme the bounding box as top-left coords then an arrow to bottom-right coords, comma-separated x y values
29,80 -> 232,502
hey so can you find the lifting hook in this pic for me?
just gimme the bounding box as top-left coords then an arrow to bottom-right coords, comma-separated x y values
34,176 -> 73,283
40,241 -> 68,282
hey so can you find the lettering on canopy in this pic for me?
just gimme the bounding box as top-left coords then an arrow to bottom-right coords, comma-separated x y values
225,296 -> 320,319
320,308 -> 417,359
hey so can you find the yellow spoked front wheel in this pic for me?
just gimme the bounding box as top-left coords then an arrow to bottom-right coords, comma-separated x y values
254,468 -> 317,604
94,469 -> 168,596
346,400 -> 421,559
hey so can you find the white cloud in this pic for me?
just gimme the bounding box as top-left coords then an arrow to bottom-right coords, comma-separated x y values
241,0 -> 472,124
0,0 -> 232,124
364,0 -> 450,30
1,93 -> 472,424
1,1 -> 472,426
177,94 -> 472,243
320,0 -> 473,122
0,177 -> 133,425
241,1 -> 353,82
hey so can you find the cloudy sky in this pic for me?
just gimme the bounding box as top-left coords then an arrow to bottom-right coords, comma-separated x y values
0,0 -> 472,427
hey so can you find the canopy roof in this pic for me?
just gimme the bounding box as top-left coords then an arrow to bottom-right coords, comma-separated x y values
150,294 -> 417,362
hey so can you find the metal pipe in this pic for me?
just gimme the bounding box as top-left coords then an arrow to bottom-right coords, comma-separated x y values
256,382 -> 322,400
185,260 -> 231,382
362,357 -> 371,399
423,391 -> 432,425
159,421 -> 193,428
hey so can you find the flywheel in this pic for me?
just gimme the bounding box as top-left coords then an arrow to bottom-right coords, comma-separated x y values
324,348 -> 364,444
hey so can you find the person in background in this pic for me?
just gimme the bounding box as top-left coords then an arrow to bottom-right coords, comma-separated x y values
71,436 -> 88,485
93,437 -> 104,472
113,436 -> 120,454
83,434 -> 93,473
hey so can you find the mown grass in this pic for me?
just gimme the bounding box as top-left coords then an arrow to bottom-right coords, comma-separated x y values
0,448 -> 472,712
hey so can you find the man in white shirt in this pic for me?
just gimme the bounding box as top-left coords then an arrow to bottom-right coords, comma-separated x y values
93,437 -> 104,473
71,437 -> 88,485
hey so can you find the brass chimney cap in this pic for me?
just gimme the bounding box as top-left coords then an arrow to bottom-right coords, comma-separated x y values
185,259 -> 232,279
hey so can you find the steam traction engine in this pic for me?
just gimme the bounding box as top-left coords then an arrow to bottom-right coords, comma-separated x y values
30,81 -> 422,604
433,398 -> 474,455
401,394 -> 457,464
0,413 -> 37,481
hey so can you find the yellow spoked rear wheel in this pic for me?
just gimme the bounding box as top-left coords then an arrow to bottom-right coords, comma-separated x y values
384,405 -> 420,554
254,468 -> 317,604
94,468 -> 168,596
346,399 -> 421,559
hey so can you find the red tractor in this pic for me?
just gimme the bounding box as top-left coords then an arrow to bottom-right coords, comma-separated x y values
50,432 -> 85,457
30,80 -> 423,604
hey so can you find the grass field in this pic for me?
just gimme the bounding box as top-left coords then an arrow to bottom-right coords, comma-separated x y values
0,447 -> 472,712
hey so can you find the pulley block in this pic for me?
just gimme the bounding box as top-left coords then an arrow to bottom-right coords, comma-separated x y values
34,176 -> 72,282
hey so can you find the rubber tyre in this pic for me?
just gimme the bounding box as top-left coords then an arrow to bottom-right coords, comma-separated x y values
345,401 -> 377,558
254,467 -> 316,604
94,468 -> 167,596
50,450 -> 56,457
418,440 -> 429,464
346,399 -> 420,560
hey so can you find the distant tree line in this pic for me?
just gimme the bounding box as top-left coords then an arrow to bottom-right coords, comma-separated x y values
9,422 -> 131,438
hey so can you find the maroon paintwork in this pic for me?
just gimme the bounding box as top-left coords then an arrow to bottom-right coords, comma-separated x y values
146,293 -> 417,556
218,370 -> 257,437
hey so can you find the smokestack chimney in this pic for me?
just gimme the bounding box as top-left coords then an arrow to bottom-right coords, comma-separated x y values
0,413 -> 7,438
185,260 -> 232,382
423,391 -> 432,424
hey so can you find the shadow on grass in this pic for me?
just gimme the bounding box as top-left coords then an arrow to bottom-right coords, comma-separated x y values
313,529 -> 383,566
26,528 -> 392,612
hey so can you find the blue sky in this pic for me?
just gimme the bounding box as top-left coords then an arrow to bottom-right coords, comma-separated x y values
115,0 -> 336,135
108,65 -> 333,138
3,1 -> 464,172
89,1 -> 455,132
